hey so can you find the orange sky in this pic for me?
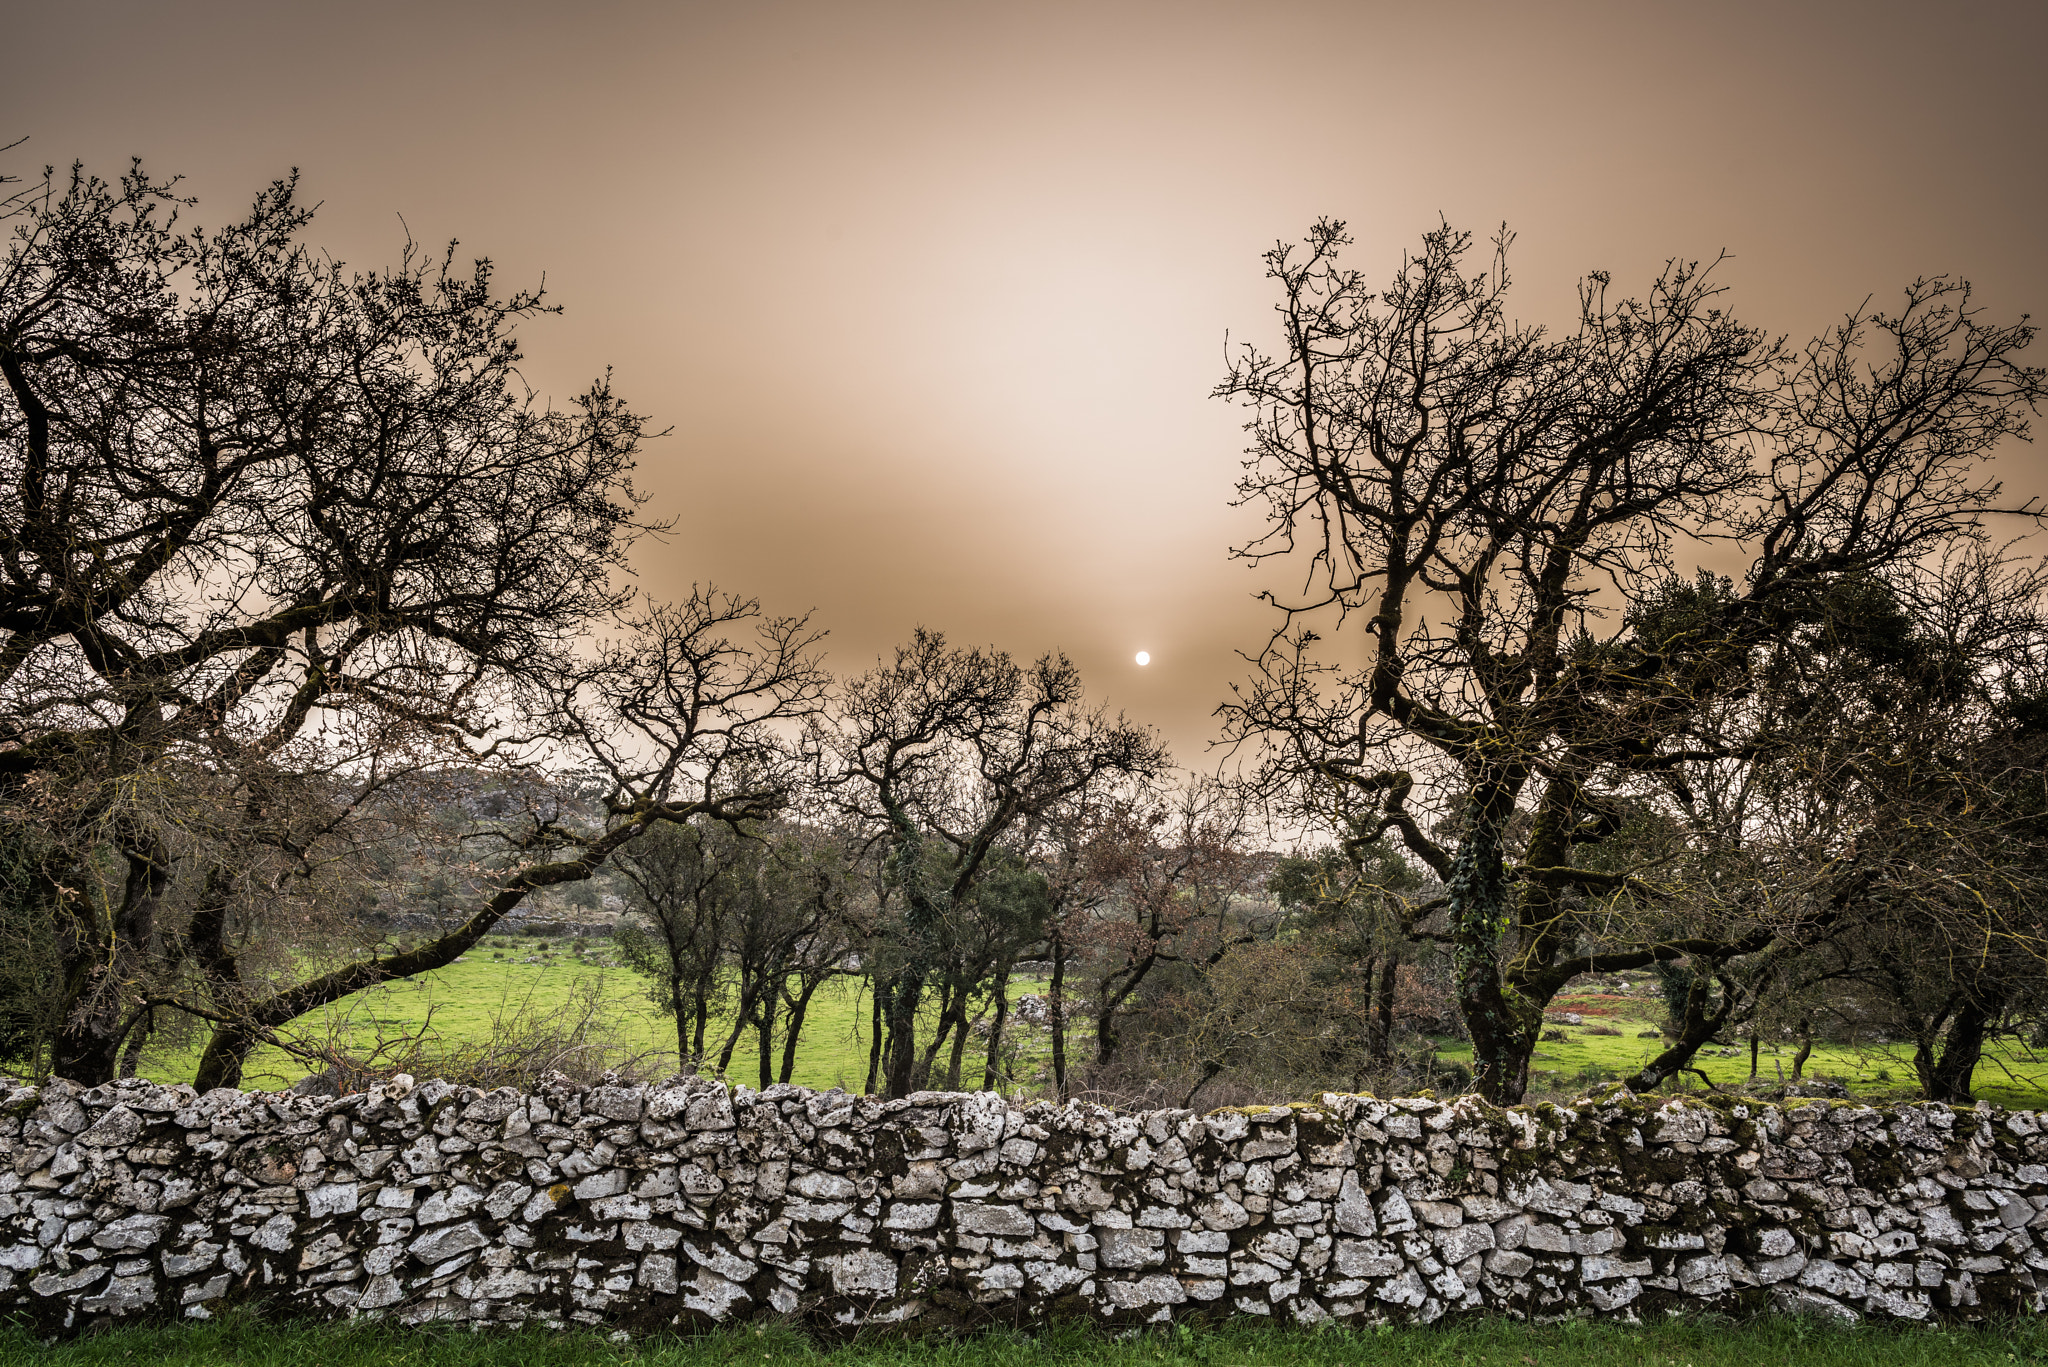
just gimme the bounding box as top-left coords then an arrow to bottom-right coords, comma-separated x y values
10,0 -> 2047,768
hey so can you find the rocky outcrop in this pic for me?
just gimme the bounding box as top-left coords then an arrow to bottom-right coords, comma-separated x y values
3,1073 -> 2044,1335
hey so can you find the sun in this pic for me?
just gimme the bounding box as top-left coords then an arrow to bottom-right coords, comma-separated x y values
1134,651 -> 1150,666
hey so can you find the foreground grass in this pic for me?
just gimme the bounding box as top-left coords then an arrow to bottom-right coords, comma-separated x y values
8,1316 -> 2048,1367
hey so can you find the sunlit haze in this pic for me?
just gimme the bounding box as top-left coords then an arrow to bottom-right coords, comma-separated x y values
10,0 -> 2046,766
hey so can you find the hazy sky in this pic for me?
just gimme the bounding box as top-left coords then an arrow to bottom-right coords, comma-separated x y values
11,0 -> 2047,766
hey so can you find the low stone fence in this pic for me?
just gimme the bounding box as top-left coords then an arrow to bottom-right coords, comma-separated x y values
3,1073 -> 2044,1336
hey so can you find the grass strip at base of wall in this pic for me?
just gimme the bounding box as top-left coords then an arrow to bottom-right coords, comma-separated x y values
8,1315 -> 2048,1367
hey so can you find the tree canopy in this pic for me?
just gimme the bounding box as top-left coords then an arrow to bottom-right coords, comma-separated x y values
7,161 -> 2043,1111
0,161 -> 823,1086
1219,219 -> 2046,1104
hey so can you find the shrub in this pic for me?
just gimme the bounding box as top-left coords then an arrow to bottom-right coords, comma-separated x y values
272,974 -> 663,1093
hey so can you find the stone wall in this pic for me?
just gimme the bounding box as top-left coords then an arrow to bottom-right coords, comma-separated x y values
4,1072 -> 2045,1336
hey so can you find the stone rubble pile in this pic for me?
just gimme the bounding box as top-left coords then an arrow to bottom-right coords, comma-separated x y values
3,1072 -> 2045,1335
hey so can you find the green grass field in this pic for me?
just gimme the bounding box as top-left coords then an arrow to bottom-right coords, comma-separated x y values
129,948 -> 2048,1109
1427,982 -> 2048,1110
7,1313 -> 2047,1367
136,937 -> 1048,1096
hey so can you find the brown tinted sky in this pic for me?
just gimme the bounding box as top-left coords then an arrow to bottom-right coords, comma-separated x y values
11,0 -> 2047,766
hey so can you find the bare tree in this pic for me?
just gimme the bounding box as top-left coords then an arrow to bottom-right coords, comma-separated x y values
704,820 -> 859,1089
1013,789 -> 1120,1100
1074,779 -> 1261,1068
612,818 -> 740,1070
0,158 -> 659,1081
1220,218 -> 2044,1104
766,828 -> 863,1088
822,629 -> 1169,1098
1267,835 -> 1425,1074
0,157 -> 830,1085
615,813 -> 866,1086
183,589 -> 826,1089
1691,551 -> 2048,1101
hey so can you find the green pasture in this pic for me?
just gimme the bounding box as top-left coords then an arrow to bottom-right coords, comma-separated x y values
9,1312 -> 2048,1367
131,948 -> 2048,1109
1430,986 -> 2048,1110
137,937 -> 1050,1095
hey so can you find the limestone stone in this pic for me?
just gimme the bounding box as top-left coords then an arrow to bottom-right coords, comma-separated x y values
1376,1267 -> 1428,1307
417,1184 -> 483,1223
252,1213 -> 296,1253
410,1221 -> 489,1263
683,1240 -> 756,1284
1677,1254 -> 1737,1295
571,1170 -> 625,1201
1758,1227 -> 1799,1257
91,1213 -> 168,1250
683,1266 -> 750,1316
1585,1276 -> 1642,1310
1484,1248 -> 1533,1278
1105,1273 -> 1186,1308
1376,1188 -> 1418,1234
1025,1259 -> 1086,1293
957,1202 -> 1035,1236
78,1107 -> 144,1149
307,1182 -> 359,1217
1098,1227 -> 1164,1269
823,1248 -> 896,1295
884,1202 -> 941,1230
1798,1259 -> 1868,1298
1411,1199 -> 1462,1228
2,1074 -> 2042,1334
1756,1252 -> 1808,1284
790,1169 -> 856,1200
1583,1255 -> 1654,1282
1333,1170 -> 1377,1236
81,1272 -> 157,1313
1432,1223 -> 1495,1264
1334,1238 -> 1403,1278
1193,1194 -> 1249,1230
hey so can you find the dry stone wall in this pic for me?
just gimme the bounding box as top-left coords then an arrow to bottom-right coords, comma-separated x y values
4,1072 -> 2046,1336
